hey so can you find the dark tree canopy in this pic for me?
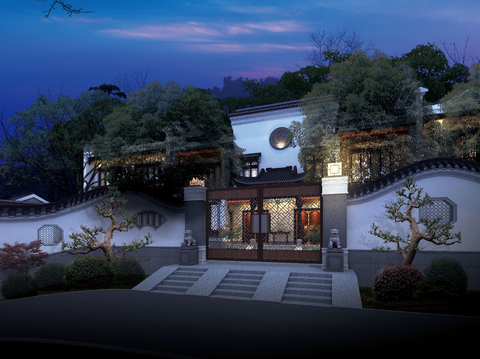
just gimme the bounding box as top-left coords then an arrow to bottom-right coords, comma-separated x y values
400,43 -> 469,103
90,82 -> 244,198
0,87 -> 124,200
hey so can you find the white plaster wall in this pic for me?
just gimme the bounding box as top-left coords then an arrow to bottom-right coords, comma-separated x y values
231,107 -> 304,171
0,193 -> 185,254
347,171 -> 480,252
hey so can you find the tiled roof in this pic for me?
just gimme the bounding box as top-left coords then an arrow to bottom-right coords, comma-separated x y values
348,157 -> 480,200
228,100 -> 300,117
244,152 -> 261,159
0,185 -> 187,218
0,187 -> 110,218
234,166 -> 306,186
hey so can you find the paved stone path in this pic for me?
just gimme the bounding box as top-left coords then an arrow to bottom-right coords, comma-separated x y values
133,261 -> 363,308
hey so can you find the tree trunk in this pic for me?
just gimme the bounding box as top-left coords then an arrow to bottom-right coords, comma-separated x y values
402,249 -> 417,265
102,229 -> 115,263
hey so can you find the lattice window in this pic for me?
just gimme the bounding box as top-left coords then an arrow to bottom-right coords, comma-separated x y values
38,225 -> 63,246
135,210 -> 167,230
420,197 -> 457,225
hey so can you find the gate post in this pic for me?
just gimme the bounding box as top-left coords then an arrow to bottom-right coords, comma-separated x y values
321,176 -> 348,271
184,186 -> 207,263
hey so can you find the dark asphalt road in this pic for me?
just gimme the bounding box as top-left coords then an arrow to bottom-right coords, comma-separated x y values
0,289 -> 478,358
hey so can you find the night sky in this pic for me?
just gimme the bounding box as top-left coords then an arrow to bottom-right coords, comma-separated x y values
1,0 -> 479,138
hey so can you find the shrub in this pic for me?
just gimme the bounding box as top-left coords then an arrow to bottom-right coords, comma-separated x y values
34,263 -> 67,291
111,258 -> 146,285
424,257 -> 468,294
1,272 -> 38,300
64,256 -> 116,290
414,275 -> 459,301
373,264 -> 425,301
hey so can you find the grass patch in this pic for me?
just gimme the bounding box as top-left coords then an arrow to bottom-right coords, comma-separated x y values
360,286 -> 480,317
0,275 -> 149,302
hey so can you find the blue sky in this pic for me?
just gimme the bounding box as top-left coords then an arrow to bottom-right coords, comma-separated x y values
1,0 -> 479,131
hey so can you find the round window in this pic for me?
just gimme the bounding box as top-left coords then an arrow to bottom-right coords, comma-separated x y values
269,127 -> 292,150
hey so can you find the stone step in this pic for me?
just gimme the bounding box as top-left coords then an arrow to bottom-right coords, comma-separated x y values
153,285 -> 190,293
164,274 -> 200,282
225,273 -> 264,281
281,299 -> 332,307
211,289 -> 255,298
283,288 -> 332,297
177,267 -> 208,272
229,270 -> 266,275
173,271 -> 206,277
161,280 -> 193,287
222,278 -> 261,285
217,283 -> 258,292
282,293 -> 332,305
286,283 -> 332,291
287,277 -> 332,285
290,272 -> 331,279
281,272 -> 333,306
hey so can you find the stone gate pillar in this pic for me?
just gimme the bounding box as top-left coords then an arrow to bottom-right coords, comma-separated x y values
184,186 -> 207,263
322,174 -> 348,271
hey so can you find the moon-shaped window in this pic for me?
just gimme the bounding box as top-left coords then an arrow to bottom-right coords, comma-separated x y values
269,127 -> 292,150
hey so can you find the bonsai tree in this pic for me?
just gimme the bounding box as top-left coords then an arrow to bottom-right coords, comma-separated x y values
369,177 -> 461,265
62,187 -> 153,263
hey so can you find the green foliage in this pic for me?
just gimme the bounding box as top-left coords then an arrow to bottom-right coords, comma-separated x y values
1,272 -> 38,300
219,66 -> 330,113
0,88 -> 124,199
373,264 -> 425,301
64,256 -> 116,290
414,276 -> 459,301
34,263 -> 67,291
400,43 -> 469,103
441,63 -> 480,118
424,257 -> 468,294
111,258 -> 146,285
291,50 -> 420,175
92,82 -> 244,194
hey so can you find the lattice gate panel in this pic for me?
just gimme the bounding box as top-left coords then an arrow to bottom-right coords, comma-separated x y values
207,188 -> 259,260
262,196 -> 321,262
206,184 -> 322,263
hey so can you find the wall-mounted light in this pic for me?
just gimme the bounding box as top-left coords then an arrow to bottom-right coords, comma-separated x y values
327,163 -> 342,177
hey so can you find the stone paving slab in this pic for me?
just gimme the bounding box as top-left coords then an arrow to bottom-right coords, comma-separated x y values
132,261 -> 363,309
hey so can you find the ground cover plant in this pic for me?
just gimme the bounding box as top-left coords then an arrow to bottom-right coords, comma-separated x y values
360,286 -> 480,317
0,257 -> 148,301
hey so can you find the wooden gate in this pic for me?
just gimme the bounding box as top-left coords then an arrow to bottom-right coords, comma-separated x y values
206,182 -> 322,263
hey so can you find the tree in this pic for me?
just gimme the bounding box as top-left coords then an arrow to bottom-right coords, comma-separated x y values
0,241 -> 48,282
38,0 -> 93,18
0,87 -> 124,200
369,177 -> 461,265
62,187 -> 154,263
114,69 -> 150,99
440,63 -> 480,118
307,29 -> 375,68
422,63 -> 480,163
400,43 -> 469,103
88,84 -> 126,100
290,50 -> 420,179
89,82 -> 244,198
219,66 -> 331,113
